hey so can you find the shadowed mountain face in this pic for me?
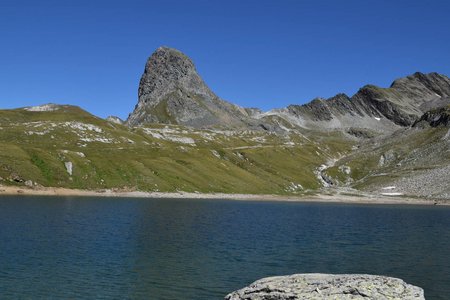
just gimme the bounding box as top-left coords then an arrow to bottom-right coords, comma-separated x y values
127,47 -> 450,135
413,105 -> 450,128
264,72 -> 450,133
126,47 -> 251,128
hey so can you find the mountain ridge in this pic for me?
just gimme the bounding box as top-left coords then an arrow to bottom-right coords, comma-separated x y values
1,47 -> 450,200
126,47 -> 450,135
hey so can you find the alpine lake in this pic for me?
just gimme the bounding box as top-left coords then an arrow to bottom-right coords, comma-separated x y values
0,196 -> 449,299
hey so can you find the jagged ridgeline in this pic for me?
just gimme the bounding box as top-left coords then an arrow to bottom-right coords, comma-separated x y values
1,46 -> 450,198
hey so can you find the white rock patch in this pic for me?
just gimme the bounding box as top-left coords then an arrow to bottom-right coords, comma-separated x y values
23,104 -> 59,112
80,137 -> 114,143
339,165 -> 351,175
64,162 -> 73,176
62,150 -> 85,158
285,182 -> 303,192
20,121 -> 117,143
234,152 -> 245,160
380,192 -> 404,196
382,186 -> 396,190
211,150 -> 221,158
142,128 -> 196,145
443,129 -> 450,141
63,122 -> 102,133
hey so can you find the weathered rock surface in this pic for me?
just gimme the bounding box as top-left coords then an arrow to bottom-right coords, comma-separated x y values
22,103 -> 61,112
265,72 -> 450,133
106,116 -> 124,125
64,161 -> 73,176
225,274 -> 425,300
413,105 -> 450,128
126,47 -> 252,128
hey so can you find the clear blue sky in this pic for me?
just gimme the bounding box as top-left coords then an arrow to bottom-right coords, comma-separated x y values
1,0 -> 449,119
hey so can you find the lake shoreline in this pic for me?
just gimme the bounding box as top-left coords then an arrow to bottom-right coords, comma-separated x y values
1,184 -> 448,206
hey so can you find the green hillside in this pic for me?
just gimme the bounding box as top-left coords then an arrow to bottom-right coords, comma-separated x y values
0,105 -> 353,195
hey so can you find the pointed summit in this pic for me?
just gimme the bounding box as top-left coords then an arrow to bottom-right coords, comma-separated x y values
126,47 -> 249,128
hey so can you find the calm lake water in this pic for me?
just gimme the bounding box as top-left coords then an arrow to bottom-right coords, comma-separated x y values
0,196 -> 449,299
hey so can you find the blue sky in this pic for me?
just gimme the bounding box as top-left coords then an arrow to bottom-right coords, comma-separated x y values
1,0 -> 449,119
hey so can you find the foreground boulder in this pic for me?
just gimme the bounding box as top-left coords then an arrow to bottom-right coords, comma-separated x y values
225,273 -> 425,300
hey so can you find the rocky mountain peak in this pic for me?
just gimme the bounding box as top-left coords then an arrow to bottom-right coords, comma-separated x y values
390,72 -> 450,97
140,46 -> 199,91
278,72 -> 450,132
126,47 -> 249,128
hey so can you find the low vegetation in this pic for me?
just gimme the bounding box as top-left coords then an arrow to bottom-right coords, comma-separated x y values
0,105 -> 353,195
2,104 -> 449,199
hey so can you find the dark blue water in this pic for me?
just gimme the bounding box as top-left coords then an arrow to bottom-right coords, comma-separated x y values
0,196 -> 449,299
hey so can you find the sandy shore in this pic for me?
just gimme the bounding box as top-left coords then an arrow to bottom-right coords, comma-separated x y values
0,184 -> 448,206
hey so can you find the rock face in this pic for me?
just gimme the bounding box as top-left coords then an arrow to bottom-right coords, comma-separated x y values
126,47 -> 251,128
225,274 -> 425,300
265,72 -> 450,132
106,116 -> 124,125
413,105 -> 450,128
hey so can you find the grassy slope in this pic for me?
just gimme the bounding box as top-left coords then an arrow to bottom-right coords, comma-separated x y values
325,126 -> 450,191
0,105 -> 353,194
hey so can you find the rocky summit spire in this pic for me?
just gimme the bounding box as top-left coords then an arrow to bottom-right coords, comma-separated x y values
126,47 -> 249,128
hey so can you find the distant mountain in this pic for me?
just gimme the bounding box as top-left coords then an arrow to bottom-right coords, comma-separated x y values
263,72 -> 450,133
127,47 -> 450,136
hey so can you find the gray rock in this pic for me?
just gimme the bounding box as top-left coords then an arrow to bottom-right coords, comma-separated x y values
413,105 -> 450,128
8,173 -> 23,183
64,161 -> 73,176
346,127 -> 377,139
266,72 -> 450,133
126,47 -> 252,128
106,116 -> 124,125
22,103 -> 61,112
245,107 -> 263,117
225,274 -> 425,300
378,149 -> 396,167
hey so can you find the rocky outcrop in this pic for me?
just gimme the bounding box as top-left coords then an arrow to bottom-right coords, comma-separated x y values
225,274 -> 425,300
22,103 -> 61,112
64,161 -> 73,176
413,105 -> 450,128
126,47 -> 252,128
106,116 -> 124,125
